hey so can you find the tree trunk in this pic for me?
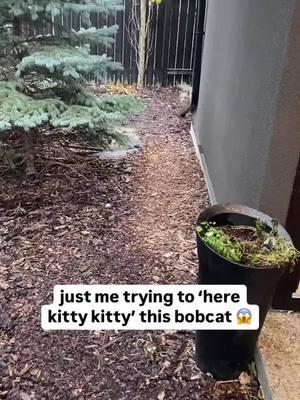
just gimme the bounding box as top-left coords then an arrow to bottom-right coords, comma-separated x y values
23,131 -> 36,177
137,0 -> 147,87
13,16 -> 22,36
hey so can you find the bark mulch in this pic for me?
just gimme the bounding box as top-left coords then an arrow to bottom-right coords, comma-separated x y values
0,89 -> 261,399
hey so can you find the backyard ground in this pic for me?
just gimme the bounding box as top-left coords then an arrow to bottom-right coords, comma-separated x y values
258,311 -> 300,400
0,89 -> 261,399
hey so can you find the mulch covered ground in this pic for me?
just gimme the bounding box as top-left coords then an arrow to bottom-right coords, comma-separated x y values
0,89 -> 261,399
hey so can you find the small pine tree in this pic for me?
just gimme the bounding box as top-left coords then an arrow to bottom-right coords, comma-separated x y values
0,1 -> 142,175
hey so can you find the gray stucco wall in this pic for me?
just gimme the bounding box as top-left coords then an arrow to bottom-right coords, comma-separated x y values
193,0 -> 300,223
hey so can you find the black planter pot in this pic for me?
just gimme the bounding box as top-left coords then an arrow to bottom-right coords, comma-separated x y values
195,204 -> 290,379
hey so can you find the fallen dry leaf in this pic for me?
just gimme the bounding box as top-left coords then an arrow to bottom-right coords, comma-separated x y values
239,371 -> 251,386
72,388 -> 83,397
157,390 -> 165,400
0,280 -> 9,290
20,393 -> 31,400
19,363 -> 31,377
12,257 -> 26,267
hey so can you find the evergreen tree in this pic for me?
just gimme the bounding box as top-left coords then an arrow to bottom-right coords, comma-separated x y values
0,1 -> 142,175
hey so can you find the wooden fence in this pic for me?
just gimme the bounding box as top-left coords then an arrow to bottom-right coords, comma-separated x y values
25,0 -> 200,86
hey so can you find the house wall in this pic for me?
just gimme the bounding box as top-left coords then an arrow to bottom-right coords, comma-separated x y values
193,0 -> 300,224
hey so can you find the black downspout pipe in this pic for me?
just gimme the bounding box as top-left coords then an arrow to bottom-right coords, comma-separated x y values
191,0 -> 206,111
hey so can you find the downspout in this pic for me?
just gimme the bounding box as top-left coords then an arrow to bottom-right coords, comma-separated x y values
191,0 -> 207,110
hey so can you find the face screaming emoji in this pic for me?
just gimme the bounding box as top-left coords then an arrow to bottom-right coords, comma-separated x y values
237,308 -> 252,325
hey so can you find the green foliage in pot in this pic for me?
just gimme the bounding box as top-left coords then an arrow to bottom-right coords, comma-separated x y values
196,220 -> 300,270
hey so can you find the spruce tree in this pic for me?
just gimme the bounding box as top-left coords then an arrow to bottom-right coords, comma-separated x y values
0,1 -> 142,175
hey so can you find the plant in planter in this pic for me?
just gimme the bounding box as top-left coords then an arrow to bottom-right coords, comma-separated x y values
196,219 -> 299,270
194,204 -> 299,380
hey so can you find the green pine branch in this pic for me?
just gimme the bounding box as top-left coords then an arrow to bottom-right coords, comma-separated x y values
0,0 -> 145,158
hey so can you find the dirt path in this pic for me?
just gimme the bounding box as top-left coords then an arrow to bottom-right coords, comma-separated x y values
0,90 -> 259,399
